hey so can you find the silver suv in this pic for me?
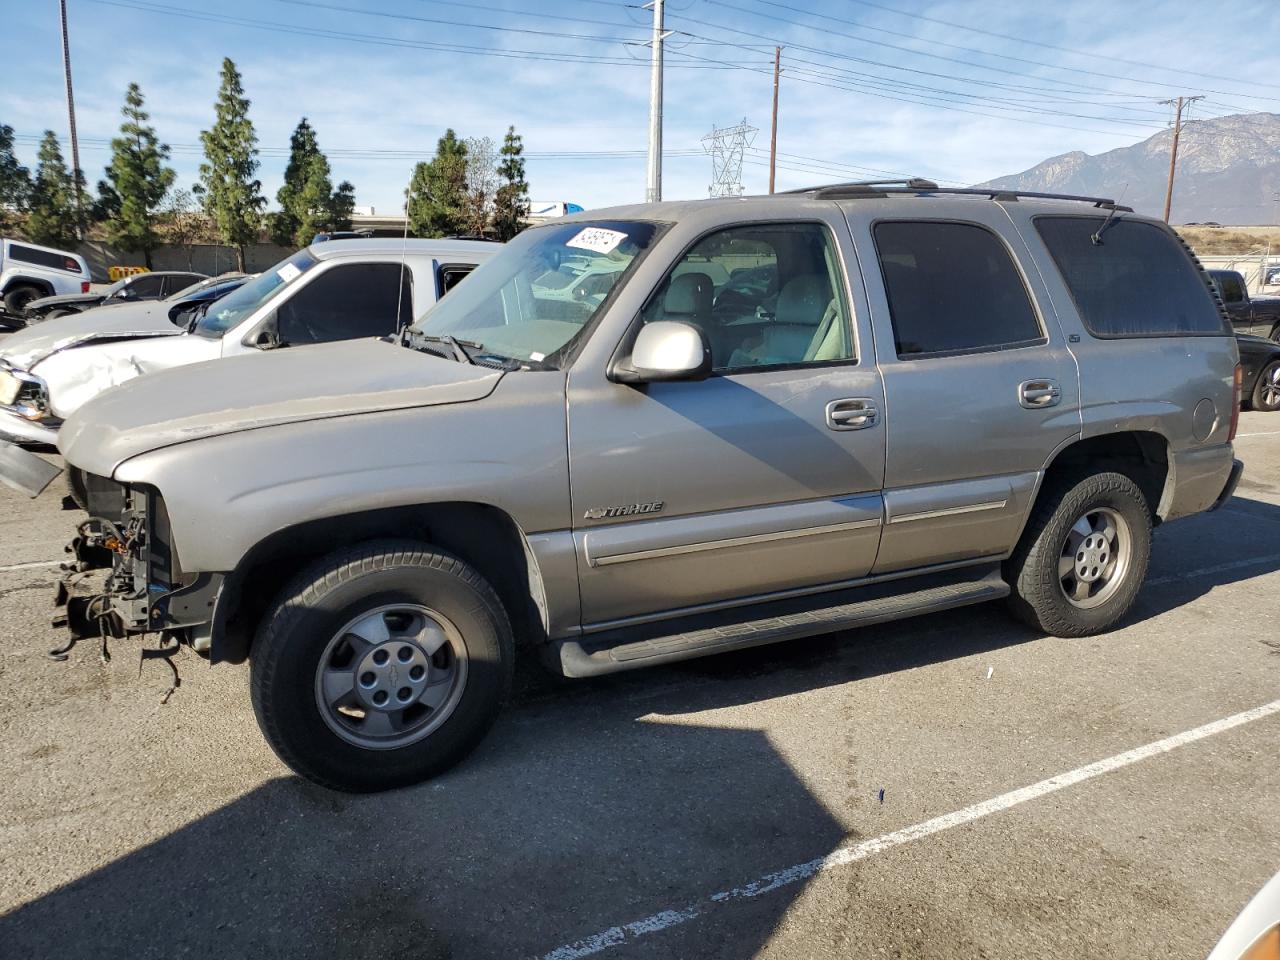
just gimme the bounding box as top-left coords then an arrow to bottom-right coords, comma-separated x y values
53,183 -> 1243,792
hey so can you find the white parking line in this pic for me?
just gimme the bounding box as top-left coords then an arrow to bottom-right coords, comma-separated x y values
1147,552 -> 1280,587
1235,430 -> 1280,438
0,560 -> 60,573
540,698 -> 1280,960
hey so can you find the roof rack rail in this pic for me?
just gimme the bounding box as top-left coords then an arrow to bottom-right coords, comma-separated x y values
785,179 -> 1131,211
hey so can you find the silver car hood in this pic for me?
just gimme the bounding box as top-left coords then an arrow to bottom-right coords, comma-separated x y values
1,300 -> 180,369
58,338 -> 504,476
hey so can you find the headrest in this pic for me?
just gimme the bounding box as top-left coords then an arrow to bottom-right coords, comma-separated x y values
664,272 -> 713,317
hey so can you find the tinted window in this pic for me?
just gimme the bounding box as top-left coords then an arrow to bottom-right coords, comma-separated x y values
276,262 -> 412,346
438,265 -> 473,296
641,222 -> 853,371
125,274 -> 166,298
1035,217 -> 1225,337
1216,272 -> 1245,304
9,243 -> 80,273
874,221 -> 1042,358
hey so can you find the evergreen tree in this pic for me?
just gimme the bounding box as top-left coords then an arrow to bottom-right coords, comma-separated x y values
407,129 -> 468,237
102,83 -> 175,268
271,118 -> 358,247
493,125 -> 529,242
25,131 -> 79,249
0,124 -> 31,233
330,179 -> 355,232
198,58 -> 265,271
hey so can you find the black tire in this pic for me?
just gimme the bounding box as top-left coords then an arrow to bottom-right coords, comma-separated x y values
1252,359 -> 1280,412
250,539 -> 513,793
1269,324 -> 1280,344
1005,471 -> 1152,637
3,284 -> 42,316
65,467 -> 89,512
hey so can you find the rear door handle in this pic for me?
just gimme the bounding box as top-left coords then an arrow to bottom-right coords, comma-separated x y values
1018,379 -> 1061,409
826,398 -> 878,430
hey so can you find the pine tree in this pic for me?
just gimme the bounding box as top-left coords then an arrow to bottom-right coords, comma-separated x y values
271,118 -> 358,247
25,131 -> 79,249
102,83 -> 175,268
0,124 -> 31,233
407,129 -> 468,237
493,125 -> 529,242
198,58 -> 265,271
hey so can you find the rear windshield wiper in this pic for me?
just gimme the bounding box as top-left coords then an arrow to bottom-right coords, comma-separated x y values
414,334 -> 480,365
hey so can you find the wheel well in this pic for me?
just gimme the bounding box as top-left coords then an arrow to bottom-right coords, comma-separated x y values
1041,432 -> 1170,521
211,503 -> 546,664
2,277 -> 54,297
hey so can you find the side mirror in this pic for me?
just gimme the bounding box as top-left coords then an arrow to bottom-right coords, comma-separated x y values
618,321 -> 712,383
251,319 -> 282,349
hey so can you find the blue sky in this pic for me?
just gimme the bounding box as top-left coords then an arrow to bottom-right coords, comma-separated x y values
3,0 -> 1278,214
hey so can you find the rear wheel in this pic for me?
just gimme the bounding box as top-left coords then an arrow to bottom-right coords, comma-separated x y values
250,540 -> 513,792
1005,471 -> 1152,637
1253,359 -> 1280,412
3,284 -> 42,316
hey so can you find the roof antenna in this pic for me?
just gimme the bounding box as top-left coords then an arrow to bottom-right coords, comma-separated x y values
1091,183 -> 1129,245
394,185 -> 411,340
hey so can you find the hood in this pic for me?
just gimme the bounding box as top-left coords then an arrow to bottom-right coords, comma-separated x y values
58,338 -> 504,476
1237,332 -> 1280,353
28,292 -> 102,310
1,300 -> 181,369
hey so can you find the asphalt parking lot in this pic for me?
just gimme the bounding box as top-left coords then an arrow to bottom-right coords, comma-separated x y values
1,408 -> 1278,959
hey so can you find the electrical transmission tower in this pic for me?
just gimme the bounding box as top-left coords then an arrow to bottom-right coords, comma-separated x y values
702,119 -> 757,198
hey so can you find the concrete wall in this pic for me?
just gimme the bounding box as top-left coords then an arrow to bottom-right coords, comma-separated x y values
75,242 -> 296,282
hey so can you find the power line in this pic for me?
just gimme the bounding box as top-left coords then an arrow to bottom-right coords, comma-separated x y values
82,0 -> 749,69
829,0 -> 1280,93
727,0 -> 1280,102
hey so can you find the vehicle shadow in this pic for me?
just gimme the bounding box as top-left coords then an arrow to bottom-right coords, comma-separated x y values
3,497 -> 1278,959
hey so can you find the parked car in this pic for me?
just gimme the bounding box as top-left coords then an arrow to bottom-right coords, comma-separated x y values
0,239 -> 494,451
1207,869 -> 1280,960
0,238 -> 91,320
51,185 -> 1240,792
22,269 -> 207,323
1209,269 -> 1280,342
1237,333 -> 1280,411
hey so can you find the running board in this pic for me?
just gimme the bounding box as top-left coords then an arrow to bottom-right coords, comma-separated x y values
550,566 -> 1009,678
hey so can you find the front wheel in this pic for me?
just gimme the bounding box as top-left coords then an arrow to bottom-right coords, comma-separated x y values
250,540 -> 513,792
1005,471 -> 1152,637
1251,359 -> 1280,412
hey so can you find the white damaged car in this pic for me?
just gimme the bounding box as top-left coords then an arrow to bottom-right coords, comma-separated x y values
0,238 -> 495,451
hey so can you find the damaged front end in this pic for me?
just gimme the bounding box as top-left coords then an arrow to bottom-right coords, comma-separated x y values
53,486 -> 223,663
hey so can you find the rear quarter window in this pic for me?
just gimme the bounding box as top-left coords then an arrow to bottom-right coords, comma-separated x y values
8,243 -> 81,274
1034,216 -> 1227,337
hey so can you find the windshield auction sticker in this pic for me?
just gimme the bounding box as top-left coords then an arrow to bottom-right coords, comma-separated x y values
566,227 -> 627,255
277,262 -> 303,283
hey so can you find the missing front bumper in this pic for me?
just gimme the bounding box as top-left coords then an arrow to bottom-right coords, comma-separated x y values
0,439 -> 62,497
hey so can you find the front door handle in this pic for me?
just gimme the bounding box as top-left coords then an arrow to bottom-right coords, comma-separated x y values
1018,379 -> 1061,409
826,398 -> 878,430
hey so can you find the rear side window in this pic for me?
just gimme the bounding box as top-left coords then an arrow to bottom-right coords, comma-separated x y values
873,221 -> 1043,359
438,264 -> 474,297
9,243 -> 80,273
1035,217 -> 1226,337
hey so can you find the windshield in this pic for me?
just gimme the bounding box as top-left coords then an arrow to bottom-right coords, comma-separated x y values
193,251 -> 318,337
409,220 -> 659,366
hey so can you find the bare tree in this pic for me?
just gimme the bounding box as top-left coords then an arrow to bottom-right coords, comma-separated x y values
463,136 -> 498,237
157,187 -> 215,269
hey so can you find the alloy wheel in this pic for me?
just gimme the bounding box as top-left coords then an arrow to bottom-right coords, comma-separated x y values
1058,507 -> 1132,609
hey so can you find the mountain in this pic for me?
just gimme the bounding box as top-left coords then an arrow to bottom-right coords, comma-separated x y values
976,113 -> 1280,224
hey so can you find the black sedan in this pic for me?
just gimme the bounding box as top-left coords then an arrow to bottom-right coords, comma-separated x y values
1239,333 -> 1280,411
23,270 -> 207,322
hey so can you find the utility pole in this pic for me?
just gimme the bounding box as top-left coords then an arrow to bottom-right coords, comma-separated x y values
644,0 -> 668,203
768,46 -> 781,194
58,0 -> 85,236
1160,94 -> 1203,224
